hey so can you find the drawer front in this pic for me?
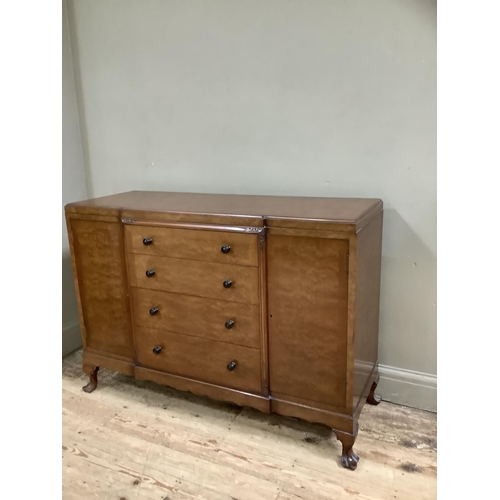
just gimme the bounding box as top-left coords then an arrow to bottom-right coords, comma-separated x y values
127,254 -> 260,305
124,225 -> 259,267
131,288 -> 260,348
136,327 -> 262,393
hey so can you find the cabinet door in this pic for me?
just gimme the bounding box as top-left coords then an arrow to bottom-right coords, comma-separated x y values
267,235 -> 349,408
68,217 -> 134,358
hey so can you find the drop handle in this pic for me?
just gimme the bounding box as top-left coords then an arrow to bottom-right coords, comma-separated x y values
152,346 -> 162,355
223,280 -> 233,289
143,237 -> 153,246
221,245 -> 231,254
225,319 -> 235,329
149,306 -> 159,316
145,269 -> 155,277
227,360 -> 237,371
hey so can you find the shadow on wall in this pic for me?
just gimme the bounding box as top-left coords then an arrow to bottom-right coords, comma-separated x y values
62,251 -> 82,356
379,207 -> 436,375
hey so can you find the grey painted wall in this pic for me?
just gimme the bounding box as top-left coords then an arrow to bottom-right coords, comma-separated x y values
62,0 -> 87,355
65,0 -> 436,409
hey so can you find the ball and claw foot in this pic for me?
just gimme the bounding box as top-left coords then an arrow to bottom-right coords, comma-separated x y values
341,448 -> 360,470
82,365 -> 99,393
335,431 -> 359,471
366,380 -> 382,405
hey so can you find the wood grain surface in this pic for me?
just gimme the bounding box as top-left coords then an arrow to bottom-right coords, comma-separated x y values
134,366 -> 270,414
63,349 -> 437,500
66,191 -> 382,231
127,253 -> 260,304
130,287 -> 261,348
135,327 -> 262,394
267,235 -> 349,408
67,216 -> 134,358
124,224 -> 259,266
352,210 -> 384,411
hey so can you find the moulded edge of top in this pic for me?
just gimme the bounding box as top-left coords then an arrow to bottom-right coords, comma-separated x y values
65,193 -> 383,233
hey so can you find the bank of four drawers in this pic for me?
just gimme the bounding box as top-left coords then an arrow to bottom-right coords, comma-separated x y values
124,225 -> 261,393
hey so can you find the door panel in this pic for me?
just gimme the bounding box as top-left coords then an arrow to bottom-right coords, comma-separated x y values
69,218 -> 134,358
267,235 -> 349,408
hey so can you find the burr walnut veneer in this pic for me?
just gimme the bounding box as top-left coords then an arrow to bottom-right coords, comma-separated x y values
65,191 -> 383,470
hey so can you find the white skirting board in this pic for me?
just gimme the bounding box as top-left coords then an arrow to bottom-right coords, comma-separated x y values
378,364 -> 437,412
62,321 -> 82,356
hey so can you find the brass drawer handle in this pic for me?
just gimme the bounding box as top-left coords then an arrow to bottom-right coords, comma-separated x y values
149,307 -> 159,316
225,319 -> 235,329
143,237 -> 153,246
145,269 -> 155,277
223,280 -> 233,289
227,360 -> 237,371
221,245 -> 231,254
152,346 -> 162,355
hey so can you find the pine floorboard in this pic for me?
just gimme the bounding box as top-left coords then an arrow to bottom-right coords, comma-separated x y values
62,349 -> 437,500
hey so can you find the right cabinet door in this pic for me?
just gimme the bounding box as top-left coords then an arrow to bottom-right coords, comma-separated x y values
267,234 -> 349,409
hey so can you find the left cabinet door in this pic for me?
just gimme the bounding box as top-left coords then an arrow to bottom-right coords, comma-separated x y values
67,215 -> 134,358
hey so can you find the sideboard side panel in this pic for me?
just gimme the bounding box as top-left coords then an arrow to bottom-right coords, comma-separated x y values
352,209 -> 383,411
267,234 -> 349,409
67,215 -> 134,358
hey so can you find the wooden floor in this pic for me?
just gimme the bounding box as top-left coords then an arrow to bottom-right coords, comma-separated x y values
62,350 -> 437,500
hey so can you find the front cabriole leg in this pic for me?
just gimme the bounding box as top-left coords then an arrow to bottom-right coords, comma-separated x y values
335,430 -> 359,470
82,364 -> 99,393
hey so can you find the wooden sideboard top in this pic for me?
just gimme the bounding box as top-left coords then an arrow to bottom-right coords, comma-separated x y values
66,191 -> 383,231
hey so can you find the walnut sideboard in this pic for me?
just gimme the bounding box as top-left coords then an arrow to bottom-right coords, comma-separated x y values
65,191 -> 383,470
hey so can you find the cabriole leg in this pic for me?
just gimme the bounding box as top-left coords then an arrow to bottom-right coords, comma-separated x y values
82,364 -> 99,393
335,431 -> 359,470
366,380 -> 382,405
